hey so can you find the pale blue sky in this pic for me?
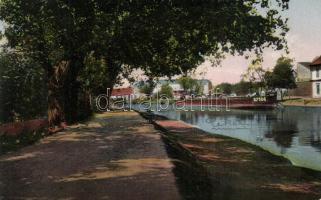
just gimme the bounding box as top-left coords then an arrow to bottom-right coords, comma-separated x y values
1,1 -> 321,84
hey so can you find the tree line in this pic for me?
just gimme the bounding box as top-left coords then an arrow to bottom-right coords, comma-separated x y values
215,56 -> 296,96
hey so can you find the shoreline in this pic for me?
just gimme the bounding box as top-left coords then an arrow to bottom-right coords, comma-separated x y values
282,103 -> 321,108
140,111 -> 321,199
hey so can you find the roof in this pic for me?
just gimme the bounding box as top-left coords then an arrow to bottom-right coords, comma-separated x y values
298,62 -> 311,68
310,56 -> 321,66
111,87 -> 133,96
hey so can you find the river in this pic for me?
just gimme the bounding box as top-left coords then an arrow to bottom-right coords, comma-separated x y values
153,106 -> 321,171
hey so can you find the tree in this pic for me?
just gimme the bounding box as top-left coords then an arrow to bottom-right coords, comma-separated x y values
159,84 -> 173,98
215,83 -> 233,95
137,78 -> 157,96
0,0 -> 290,127
194,82 -> 204,96
139,85 -> 154,96
0,1 -> 96,126
242,58 -> 267,89
233,81 -> 252,96
177,76 -> 197,95
0,51 -> 47,123
266,56 -> 296,95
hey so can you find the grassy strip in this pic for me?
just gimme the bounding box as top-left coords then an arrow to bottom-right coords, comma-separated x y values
283,98 -> 321,106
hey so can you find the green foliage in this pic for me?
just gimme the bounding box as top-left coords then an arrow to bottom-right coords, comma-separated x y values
266,56 -> 296,89
159,83 -> 173,98
242,58 -> 267,88
80,55 -> 117,95
0,51 -> 47,123
233,81 -> 253,95
140,84 -> 154,96
215,83 -> 233,95
177,76 -> 197,93
0,0 -> 290,124
0,0 -> 290,75
194,82 -> 204,96
0,128 -> 47,154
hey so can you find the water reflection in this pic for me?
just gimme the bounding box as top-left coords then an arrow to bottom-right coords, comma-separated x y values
155,106 -> 321,171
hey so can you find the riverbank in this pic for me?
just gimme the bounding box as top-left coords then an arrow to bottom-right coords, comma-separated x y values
282,98 -> 321,107
140,112 -> 321,200
0,112 -> 180,200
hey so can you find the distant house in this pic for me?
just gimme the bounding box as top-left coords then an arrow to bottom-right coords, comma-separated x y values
198,79 -> 212,96
152,80 -> 184,99
111,87 -> 134,100
290,56 -> 321,98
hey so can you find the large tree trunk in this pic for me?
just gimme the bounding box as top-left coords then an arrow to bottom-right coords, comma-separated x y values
63,57 -> 84,123
47,61 -> 71,127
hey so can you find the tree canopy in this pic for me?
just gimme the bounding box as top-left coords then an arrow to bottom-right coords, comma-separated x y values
0,51 -> 47,122
0,0 -> 290,126
266,56 -> 296,90
159,83 -> 173,98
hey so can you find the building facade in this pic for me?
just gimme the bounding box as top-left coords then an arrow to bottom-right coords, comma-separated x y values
311,56 -> 321,98
290,56 -> 321,98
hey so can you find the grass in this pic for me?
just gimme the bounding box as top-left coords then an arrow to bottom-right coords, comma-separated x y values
282,98 -> 321,106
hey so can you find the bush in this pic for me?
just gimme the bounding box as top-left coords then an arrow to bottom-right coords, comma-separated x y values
0,128 -> 47,154
0,51 -> 47,123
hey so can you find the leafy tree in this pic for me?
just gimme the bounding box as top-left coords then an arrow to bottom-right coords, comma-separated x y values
177,76 -> 197,94
139,85 -> 154,96
0,1 -> 96,126
0,0 -> 290,126
266,56 -> 296,92
159,83 -> 173,98
0,51 -> 47,123
232,81 -> 252,96
194,82 -> 204,96
242,58 -> 267,89
215,83 -> 233,95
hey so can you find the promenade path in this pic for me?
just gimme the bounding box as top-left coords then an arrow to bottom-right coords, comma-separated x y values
153,118 -> 321,200
0,112 -> 181,200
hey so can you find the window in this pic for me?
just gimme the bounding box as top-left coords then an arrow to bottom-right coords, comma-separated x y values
317,83 -> 320,95
317,68 -> 320,78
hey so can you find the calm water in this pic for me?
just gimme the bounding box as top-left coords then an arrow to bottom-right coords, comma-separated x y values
154,106 -> 321,171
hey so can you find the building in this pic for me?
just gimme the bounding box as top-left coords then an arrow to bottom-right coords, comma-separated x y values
198,79 -> 212,96
111,87 -> 134,100
311,56 -> 321,98
296,62 -> 312,82
290,56 -> 321,98
152,80 -> 184,99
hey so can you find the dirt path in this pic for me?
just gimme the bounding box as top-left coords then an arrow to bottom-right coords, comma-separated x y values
0,112 -> 181,200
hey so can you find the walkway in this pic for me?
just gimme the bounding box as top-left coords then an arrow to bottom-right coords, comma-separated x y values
0,112 -> 181,200
154,118 -> 321,200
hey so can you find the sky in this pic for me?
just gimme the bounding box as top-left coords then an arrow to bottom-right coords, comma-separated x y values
1,0 -> 321,85
196,0 -> 321,84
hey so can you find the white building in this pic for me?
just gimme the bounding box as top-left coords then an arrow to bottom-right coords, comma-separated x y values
291,56 -> 321,98
311,56 -> 321,98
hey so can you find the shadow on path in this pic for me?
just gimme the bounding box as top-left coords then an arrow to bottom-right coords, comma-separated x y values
0,112 -> 181,200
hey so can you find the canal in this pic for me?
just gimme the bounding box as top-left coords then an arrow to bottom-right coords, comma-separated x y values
154,106 -> 321,172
